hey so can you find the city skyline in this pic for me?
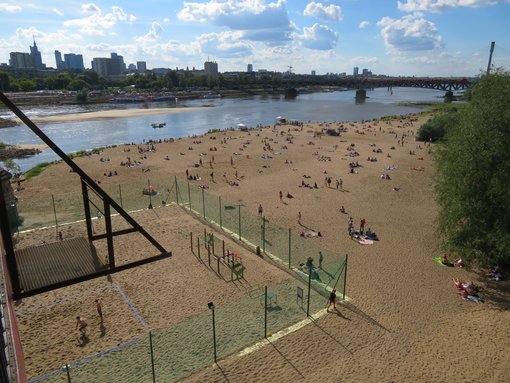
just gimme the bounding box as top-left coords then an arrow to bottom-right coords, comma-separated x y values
0,1 -> 509,77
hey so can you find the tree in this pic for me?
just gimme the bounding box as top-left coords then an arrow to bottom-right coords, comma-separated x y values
434,71 -> 510,266
66,79 -> 89,91
0,71 -> 12,91
416,108 -> 459,142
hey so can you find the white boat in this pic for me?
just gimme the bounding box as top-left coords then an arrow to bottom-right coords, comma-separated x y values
276,116 -> 287,124
151,122 -> 166,128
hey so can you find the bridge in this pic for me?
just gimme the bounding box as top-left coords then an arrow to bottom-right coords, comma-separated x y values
351,76 -> 473,101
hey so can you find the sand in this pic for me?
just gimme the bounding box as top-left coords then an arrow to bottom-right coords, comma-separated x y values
10,111 -> 510,382
26,107 -> 208,124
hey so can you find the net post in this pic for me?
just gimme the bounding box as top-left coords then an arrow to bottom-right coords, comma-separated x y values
207,244 -> 211,266
197,237 -> 201,259
190,232 -> 193,253
65,363 -> 71,383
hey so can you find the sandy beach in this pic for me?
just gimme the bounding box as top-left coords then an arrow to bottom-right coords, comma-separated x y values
10,111 -> 510,382
25,106 -> 208,124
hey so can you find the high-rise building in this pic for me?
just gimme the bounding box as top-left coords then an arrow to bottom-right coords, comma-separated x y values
63,53 -> 85,70
247,64 -> 253,73
311,70 -> 316,76
9,52 -> 32,68
91,53 -> 124,79
353,67 -> 359,76
30,39 -> 45,69
55,50 -> 64,69
137,61 -> 147,74
204,60 -> 218,76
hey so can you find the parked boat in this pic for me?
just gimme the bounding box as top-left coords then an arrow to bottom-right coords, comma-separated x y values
151,122 -> 166,128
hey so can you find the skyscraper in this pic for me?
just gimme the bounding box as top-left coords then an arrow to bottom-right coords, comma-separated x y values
9,52 -> 32,68
55,50 -> 64,69
353,67 -> 359,76
30,39 -> 45,69
247,64 -> 253,73
204,60 -> 218,76
63,53 -> 85,70
137,61 -> 147,74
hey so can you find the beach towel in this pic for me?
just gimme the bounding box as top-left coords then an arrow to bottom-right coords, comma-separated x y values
433,257 -> 453,267
384,166 -> 397,171
357,238 -> 373,245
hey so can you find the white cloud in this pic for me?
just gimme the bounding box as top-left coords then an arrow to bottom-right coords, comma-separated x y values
52,8 -> 63,17
359,20 -> 370,29
178,0 -> 293,44
0,3 -> 21,12
377,13 -> 443,51
398,0 -> 500,13
296,23 -> 338,50
64,4 -> 136,36
199,31 -> 253,58
303,1 -> 342,21
135,22 -> 163,43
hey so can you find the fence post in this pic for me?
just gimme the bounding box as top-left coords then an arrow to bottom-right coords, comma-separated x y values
51,194 -> 59,240
190,232 -> 193,253
222,240 -> 225,259
219,196 -> 222,229
204,228 -> 207,244
211,234 -> 215,256
262,217 -> 266,254
197,237 -> 201,259
149,331 -> 156,383
186,181 -> 191,211
65,363 -> 71,383
264,285 -> 268,338
118,184 -> 123,209
343,254 -> 348,301
207,244 -> 211,266
174,176 -> 179,205
288,228 -> 291,269
238,205 -> 241,240
307,268 -> 312,317
202,188 -> 206,218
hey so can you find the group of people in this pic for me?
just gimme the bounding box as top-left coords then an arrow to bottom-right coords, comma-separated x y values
76,298 -> 104,341
453,278 -> 484,303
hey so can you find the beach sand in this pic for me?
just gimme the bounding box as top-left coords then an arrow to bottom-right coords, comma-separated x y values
11,112 -> 510,382
25,106 -> 208,124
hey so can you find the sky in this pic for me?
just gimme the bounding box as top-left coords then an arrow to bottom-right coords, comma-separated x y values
1,0 -> 509,77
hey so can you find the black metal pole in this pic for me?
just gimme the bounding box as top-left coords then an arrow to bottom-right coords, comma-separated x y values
149,331 -> 156,383
219,196 -> 222,229
148,179 -> 153,209
118,184 -> 123,208
190,232 -> 193,253
211,307 -> 217,363
343,254 -> 348,301
174,176 -> 179,205
65,363 -> 71,383
81,179 -> 93,242
264,285 -> 268,338
307,268 -> 312,317
51,194 -> 59,239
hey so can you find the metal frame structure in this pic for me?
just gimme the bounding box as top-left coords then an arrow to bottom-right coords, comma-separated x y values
0,91 -> 171,300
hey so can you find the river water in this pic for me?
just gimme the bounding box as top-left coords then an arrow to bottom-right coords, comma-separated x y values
0,87 -> 446,171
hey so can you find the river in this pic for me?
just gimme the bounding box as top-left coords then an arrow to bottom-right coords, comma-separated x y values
0,87 -> 446,171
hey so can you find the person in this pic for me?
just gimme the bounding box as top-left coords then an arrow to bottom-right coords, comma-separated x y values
360,218 -> 366,234
210,172 -> 214,182
326,288 -> 337,312
279,191 -> 283,202
95,299 -> 103,321
258,204 -> 263,216
298,211 -> 302,225
348,217 -> 353,237
76,316 -> 88,338
318,251 -> 324,269
454,258 -> 464,268
58,231 -> 63,241
340,206 -> 346,214
339,178 -> 343,190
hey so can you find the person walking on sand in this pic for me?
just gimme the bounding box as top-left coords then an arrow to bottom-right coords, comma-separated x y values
326,288 -> 337,312
298,211 -> 302,225
258,204 -> 263,216
95,299 -> 103,321
279,191 -> 283,202
348,217 -> 353,237
339,178 -> 343,190
76,316 -> 88,338
210,172 -> 214,182
319,251 -> 324,269
335,179 -> 340,189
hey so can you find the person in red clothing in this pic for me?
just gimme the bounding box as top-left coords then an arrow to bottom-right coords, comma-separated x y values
360,218 -> 366,235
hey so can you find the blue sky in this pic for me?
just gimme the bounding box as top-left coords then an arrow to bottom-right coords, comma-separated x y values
1,0 -> 509,76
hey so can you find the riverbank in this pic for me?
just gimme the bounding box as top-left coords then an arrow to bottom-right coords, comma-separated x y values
12,112 -> 509,382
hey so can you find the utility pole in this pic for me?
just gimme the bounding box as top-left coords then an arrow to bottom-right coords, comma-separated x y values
486,41 -> 495,76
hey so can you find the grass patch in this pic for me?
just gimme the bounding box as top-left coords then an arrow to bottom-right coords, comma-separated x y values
24,162 -> 52,180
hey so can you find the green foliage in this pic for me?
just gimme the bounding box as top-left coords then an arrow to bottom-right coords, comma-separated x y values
417,109 -> 459,142
434,71 -> 510,266
76,89 -> 88,103
24,162 -> 51,180
3,158 -> 20,174
67,79 -> 89,91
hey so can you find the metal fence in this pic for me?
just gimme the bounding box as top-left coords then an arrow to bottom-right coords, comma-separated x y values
17,177 -> 347,382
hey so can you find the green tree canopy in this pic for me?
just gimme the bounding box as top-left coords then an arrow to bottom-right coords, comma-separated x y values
434,71 -> 510,266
